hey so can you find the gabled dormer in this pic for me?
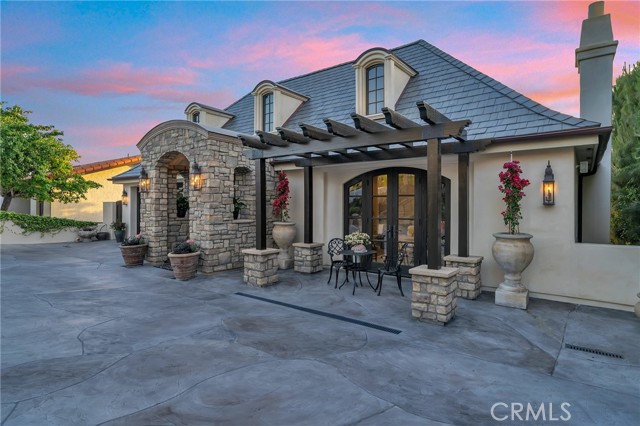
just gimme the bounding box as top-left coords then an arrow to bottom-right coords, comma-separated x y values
353,48 -> 417,118
184,102 -> 235,128
251,80 -> 309,132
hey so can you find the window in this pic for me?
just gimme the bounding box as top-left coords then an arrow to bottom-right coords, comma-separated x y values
366,64 -> 384,115
262,93 -> 274,132
192,112 -> 200,123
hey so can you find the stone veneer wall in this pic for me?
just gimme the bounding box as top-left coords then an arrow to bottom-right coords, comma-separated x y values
443,255 -> 483,299
138,122 -> 276,273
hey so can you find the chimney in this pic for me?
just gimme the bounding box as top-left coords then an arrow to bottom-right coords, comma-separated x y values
575,1 -> 618,244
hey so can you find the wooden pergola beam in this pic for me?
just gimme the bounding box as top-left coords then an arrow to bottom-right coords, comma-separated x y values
277,127 -> 310,144
239,134 -> 269,150
324,118 -> 360,137
417,100 -> 451,125
299,123 -> 333,141
257,130 -> 289,147
351,113 -> 390,133
382,107 -> 421,129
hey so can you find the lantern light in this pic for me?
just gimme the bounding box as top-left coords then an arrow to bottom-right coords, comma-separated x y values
543,161 -> 555,206
121,189 -> 129,206
139,167 -> 150,193
190,162 -> 203,191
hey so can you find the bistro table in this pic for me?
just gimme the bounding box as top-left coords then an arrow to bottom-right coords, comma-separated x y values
338,249 -> 376,295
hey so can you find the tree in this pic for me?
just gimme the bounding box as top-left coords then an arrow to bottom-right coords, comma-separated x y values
0,103 -> 101,211
611,62 -> 640,245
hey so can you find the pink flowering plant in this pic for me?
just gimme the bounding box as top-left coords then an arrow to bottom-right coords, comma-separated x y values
498,160 -> 531,234
272,170 -> 290,221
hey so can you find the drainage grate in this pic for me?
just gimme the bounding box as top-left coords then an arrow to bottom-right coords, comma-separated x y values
565,343 -> 624,359
235,292 -> 402,334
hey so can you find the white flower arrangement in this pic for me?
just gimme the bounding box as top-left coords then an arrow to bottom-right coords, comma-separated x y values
344,231 -> 371,246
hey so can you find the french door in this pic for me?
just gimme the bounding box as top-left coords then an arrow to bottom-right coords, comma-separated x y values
344,167 -> 450,272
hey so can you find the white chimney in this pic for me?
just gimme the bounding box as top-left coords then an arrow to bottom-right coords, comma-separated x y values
576,1 -> 618,244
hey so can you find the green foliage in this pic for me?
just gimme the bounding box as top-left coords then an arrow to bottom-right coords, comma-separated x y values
176,191 -> 189,211
611,62 -> 640,245
0,103 -> 102,210
0,211 -> 97,235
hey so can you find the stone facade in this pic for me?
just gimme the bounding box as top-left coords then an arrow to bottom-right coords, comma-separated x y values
444,255 -> 483,299
242,248 -> 279,287
137,121 -> 276,273
409,266 -> 459,325
293,243 -> 324,274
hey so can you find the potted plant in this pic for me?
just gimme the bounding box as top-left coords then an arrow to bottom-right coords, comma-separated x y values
78,225 -> 97,242
168,239 -> 201,280
492,160 -> 534,309
271,170 -> 296,269
233,197 -> 246,220
345,231 -> 371,252
110,221 -> 126,243
120,233 -> 147,266
177,191 -> 189,218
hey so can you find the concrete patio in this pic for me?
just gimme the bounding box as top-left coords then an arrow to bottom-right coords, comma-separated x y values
1,241 -> 638,425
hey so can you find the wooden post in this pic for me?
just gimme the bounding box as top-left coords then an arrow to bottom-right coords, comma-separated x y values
458,153 -> 469,257
255,158 -> 266,250
304,166 -> 313,243
427,138 -> 442,269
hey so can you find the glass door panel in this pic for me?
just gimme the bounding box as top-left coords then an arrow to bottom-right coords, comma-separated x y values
347,181 -> 363,233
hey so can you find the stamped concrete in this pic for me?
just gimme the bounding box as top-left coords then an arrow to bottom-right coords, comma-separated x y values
1,241 -> 639,425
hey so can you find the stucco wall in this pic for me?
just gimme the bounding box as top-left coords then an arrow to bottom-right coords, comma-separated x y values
50,164 -> 137,222
0,221 -> 81,244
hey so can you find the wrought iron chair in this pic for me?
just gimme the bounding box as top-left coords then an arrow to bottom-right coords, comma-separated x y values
327,238 -> 350,288
375,242 -> 409,296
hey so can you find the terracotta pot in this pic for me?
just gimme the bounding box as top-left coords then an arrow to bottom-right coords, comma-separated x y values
492,233 -> 534,309
272,222 -> 296,269
120,244 -> 148,266
168,251 -> 200,281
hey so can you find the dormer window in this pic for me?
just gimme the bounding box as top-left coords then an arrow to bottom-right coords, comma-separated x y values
192,111 -> 200,123
354,48 -> 417,117
263,93 -> 274,132
367,64 -> 384,115
252,80 -> 309,132
184,103 -> 234,128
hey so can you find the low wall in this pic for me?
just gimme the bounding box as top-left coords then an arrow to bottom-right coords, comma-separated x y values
482,241 -> 640,311
0,221 -> 81,244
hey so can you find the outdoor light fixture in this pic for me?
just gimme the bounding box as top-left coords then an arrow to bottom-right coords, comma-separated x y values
543,161 -> 555,206
121,190 -> 129,206
190,162 -> 203,191
139,167 -> 150,193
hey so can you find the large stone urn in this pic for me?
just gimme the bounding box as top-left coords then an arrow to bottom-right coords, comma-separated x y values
168,251 -> 200,281
120,244 -> 148,266
272,222 -> 297,269
492,233 -> 534,309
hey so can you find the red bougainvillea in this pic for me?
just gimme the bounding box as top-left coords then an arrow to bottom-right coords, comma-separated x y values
498,161 -> 531,234
272,170 -> 290,221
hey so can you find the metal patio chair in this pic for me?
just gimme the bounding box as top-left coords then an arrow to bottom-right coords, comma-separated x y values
375,242 -> 409,296
327,238 -> 351,288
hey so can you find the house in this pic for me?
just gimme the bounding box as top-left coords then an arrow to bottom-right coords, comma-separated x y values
119,1 -> 638,312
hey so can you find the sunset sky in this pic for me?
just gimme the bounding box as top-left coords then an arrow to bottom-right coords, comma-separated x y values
2,0 -> 639,164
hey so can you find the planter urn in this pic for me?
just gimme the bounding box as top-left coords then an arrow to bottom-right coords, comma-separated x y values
272,222 -> 296,269
78,229 -> 96,242
114,230 -> 125,243
168,251 -> 200,281
120,244 -> 148,266
492,233 -> 534,309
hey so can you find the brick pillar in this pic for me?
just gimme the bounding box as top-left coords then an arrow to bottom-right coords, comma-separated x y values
444,255 -> 483,300
242,248 -> 279,287
409,266 -> 459,325
293,243 -> 324,274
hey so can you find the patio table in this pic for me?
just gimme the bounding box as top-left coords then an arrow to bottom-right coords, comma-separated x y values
339,249 -> 376,295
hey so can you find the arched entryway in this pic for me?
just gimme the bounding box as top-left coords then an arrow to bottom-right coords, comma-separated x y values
344,167 -> 450,271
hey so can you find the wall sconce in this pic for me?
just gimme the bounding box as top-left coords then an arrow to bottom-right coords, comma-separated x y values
121,189 -> 129,206
139,167 -> 150,193
190,162 -> 203,191
543,161 -> 555,206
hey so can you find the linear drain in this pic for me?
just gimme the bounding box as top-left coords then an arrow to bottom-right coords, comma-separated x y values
565,343 -> 623,359
235,292 -> 402,334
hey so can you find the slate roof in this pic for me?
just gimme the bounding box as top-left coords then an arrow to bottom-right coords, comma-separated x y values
222,40 -> 599,140
111,163 -> 141,182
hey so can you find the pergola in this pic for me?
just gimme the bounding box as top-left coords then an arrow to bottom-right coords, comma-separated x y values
237,101 -> 483,270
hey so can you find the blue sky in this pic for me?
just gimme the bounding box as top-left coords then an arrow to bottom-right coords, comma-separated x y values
2,1 -> 638,163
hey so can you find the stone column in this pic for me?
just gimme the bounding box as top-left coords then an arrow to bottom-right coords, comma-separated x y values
242,248 -> 279,287
409,266 -> 459,325
293,243 -> 324,274
444,255 -> 483,299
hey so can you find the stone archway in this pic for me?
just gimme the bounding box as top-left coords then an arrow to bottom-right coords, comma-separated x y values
137,121 -> 263,273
